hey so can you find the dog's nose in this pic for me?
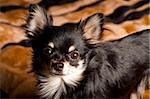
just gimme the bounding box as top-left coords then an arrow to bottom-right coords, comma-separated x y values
54,63 -> 64,71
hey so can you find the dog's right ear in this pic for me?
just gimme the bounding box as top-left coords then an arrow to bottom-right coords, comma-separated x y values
80,13 -> 104,44
26,5 -> 53,39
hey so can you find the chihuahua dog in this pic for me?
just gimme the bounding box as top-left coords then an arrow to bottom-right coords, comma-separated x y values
24,5 -> 149,99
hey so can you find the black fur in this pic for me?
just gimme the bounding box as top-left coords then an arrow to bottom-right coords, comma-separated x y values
78,29 -> 149,98
26,5 -> 149,99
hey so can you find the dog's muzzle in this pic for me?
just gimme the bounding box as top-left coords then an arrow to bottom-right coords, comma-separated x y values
51,62 -> 64,75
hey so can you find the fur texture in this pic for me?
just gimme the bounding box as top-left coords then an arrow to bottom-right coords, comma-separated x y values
27,5 -> 149,99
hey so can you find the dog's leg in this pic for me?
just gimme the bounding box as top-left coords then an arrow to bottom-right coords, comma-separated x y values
137,72 -> 150,99
130,70 -> 150,99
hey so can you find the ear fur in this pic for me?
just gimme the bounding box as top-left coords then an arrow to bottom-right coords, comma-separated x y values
81,13 -> 104,44
26,4 -> 53,39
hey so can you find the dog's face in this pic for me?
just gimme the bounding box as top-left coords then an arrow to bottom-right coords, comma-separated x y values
27,5 -> 104,98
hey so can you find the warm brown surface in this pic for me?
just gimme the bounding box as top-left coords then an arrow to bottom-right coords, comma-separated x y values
143,90 -> 150,99
0,46 -> 37,97
0,0 -> 149,98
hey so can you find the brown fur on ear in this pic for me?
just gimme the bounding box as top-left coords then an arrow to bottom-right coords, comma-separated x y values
26,5 -> 53,39
81,13 -> 104,44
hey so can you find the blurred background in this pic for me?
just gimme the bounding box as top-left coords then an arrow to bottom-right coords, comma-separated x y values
0,0 -> 149,98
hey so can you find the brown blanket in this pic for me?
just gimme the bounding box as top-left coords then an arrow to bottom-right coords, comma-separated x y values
0,0 -> 149,98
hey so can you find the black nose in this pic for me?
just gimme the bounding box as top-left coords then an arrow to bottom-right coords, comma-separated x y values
54,63 -> 64,71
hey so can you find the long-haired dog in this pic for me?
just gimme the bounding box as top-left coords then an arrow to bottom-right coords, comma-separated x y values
25,5 -> 149,99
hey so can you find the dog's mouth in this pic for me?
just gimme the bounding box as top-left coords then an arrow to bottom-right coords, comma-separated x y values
51,72 -> 64,76
50,69 -> 66,76
49,60 -> 85,78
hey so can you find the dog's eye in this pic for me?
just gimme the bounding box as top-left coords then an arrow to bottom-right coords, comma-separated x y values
69,51 -> 79,60
43,47 -> 52,55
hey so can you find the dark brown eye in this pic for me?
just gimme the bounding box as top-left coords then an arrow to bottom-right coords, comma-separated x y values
43,47 -> 52,55
69,51 -> 79,60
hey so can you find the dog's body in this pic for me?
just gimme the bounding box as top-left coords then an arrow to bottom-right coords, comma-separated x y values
25,5 -> 149,99
75,29 -> 149,99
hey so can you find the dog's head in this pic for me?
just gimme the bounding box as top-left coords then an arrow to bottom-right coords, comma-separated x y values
26,5 -> 104,98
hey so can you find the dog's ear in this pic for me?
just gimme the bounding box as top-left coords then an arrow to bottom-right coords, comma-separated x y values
80,13 -> 104,43
26,4 -> 53,39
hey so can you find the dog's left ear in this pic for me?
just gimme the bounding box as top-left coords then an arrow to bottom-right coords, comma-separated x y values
26,5 -> 53,39
80,13 -> 104,43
